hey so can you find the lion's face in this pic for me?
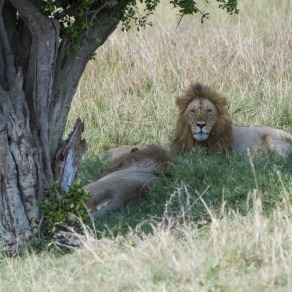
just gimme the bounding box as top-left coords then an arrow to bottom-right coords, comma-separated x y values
185,98 -> 218,141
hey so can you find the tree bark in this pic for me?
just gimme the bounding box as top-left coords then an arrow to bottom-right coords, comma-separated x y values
54,118 -> 86,192
0,0 -> 16,89
0,71 -> 38,251
9,0 -> 60,187
0,0 -> 127,251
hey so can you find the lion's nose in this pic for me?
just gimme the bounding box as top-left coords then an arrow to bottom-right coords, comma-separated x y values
196,122 -> 206,130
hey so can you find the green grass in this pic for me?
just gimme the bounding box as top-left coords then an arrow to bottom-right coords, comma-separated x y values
78,149 -> 292,237
1,0 -> 292,290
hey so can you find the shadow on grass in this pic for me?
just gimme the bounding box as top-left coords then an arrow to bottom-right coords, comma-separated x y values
78,148 -> 292,238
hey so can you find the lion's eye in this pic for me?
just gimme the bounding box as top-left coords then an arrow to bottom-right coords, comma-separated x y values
190,109 -> 196,114
207,109 -> 212,114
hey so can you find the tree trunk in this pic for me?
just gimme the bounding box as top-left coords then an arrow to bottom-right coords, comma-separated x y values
0,71 -> 38,250
0,0 -> 126,251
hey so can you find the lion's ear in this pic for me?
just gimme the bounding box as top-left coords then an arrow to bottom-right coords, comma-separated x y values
175,95 -> 183,108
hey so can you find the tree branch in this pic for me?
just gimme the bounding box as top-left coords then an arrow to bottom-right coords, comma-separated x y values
48,1 -> 127,158
54,118 -> 86,191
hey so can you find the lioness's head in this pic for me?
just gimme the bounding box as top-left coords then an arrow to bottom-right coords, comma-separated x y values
172,83 -> 233,153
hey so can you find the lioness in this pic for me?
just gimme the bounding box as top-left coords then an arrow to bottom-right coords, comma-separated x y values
85,145 -> 173,217
172,83 -> 292,156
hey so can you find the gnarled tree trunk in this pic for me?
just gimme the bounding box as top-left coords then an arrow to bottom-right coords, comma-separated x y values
0,0 -> 125,251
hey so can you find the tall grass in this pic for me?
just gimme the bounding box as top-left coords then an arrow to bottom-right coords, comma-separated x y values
68,0 -> 291,153
1,0 -> 292,290
1,195 -> 292,291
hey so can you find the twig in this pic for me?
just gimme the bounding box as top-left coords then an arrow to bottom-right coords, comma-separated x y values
159,185 -> 210,230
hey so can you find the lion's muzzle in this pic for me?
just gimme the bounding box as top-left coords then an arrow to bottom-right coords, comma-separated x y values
192,122 -> 210,141
193,132 -> 209,141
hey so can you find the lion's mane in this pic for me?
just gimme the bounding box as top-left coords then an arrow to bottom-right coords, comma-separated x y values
172,83 -> 292,156
172,83 -> 233,153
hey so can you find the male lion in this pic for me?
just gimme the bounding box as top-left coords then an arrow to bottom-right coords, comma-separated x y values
107,145 -> 142,160
85,145 -> 173,217
172,83 -> 292,156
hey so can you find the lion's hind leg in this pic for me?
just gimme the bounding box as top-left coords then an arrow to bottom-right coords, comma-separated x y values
84,175 -> 145,218
88,197 -> 124,218
85,180 -> 124,218
263,130 -> 292,157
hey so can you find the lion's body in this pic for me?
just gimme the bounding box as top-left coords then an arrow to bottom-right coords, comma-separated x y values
85,145 -> 172,217
107,145 -> 142,161
172,83 -> 292,156
232,126 -> 292,156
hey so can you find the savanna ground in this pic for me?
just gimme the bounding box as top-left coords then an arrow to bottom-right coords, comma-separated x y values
1,0 -> 292,290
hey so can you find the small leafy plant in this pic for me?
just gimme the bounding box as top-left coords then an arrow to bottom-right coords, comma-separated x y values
39,179 -> 91,238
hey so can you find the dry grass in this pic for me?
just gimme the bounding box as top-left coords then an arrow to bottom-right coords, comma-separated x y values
1,191 -> 292,291
68,0 -> 291,153
1,0 -> 292,290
